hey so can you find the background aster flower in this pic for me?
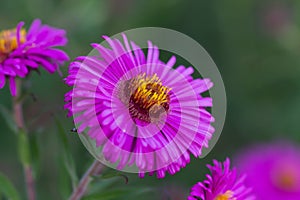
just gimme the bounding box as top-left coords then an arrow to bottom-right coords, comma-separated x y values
188,158 -> 254,200
236,141 -> 300,200
0,19 -> 69,96
65,34 -> 215,178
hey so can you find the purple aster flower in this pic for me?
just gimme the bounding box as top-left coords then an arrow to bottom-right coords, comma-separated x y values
64,34 -> 215,178
0,19 -> 69,96
237,141 -> 300,200
188,158 -> 254,200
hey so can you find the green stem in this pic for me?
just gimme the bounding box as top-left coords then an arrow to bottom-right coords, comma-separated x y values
13,79 -> 36,200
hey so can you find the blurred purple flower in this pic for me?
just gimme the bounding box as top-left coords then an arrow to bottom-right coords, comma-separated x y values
0,19 -> 69,96
260,2 -> 292,36
188,158 -> 254,200
160,184 -> 186,200
64,34 -> 215,178
237,141 -> 300,200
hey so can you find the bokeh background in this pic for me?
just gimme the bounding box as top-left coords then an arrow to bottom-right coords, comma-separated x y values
1,0 -> 300,199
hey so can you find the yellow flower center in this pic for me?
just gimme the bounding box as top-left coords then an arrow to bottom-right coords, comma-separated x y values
0,28 -> 26,62
130,73 -> 170,110
273,168 -> 299,192
215,190 -> 236,200
119,73 -> 171,125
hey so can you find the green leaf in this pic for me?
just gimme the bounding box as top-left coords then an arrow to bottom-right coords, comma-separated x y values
57,156 -> 72,199
99,171 -> 128,184
83,187 -> 153,200
83,189 -> 130,200
0,172 -> 20,200
17,129 -> 31,166
0,104 -> 18,134
64,155 -> 78,188
54,117 -> 69,151
30,134 -> 40,176
14,91 -> 35,104
87,177 -> 121,194
54,117 -> 78,188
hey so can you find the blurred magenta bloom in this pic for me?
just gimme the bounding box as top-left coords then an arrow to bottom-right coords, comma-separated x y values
64,34 -> 214,178
261,2 -> 292,36
188,158 -> 254,200
0,19 -> 69,96
160,184 -> 186,200
237,141 -> 300,200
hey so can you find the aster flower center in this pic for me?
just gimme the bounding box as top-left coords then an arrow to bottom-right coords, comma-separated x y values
273,169 -> 299,191
0,28 -> 26,62
119,73 -> 171,125
215,190 -> 236,200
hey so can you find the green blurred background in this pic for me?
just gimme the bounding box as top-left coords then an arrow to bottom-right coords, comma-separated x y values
1,0 -> 300,199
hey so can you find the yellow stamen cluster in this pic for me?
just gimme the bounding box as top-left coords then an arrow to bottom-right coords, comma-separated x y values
215,190 -> 236,200
0,28 -> 26,54
119,73 -> 171,124
130,73 -> 171,110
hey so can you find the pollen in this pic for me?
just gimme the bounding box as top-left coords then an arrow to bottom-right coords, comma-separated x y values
0,28 -> 26,62
215,190 -> 236,200
119,73 -> 171,125
130,73 -> 171,110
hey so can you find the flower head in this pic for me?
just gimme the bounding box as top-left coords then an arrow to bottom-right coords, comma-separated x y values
0,19 -> 69,95
188,158 -> 254,200
237,141 -> 300,200
64,34 -> 215,178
